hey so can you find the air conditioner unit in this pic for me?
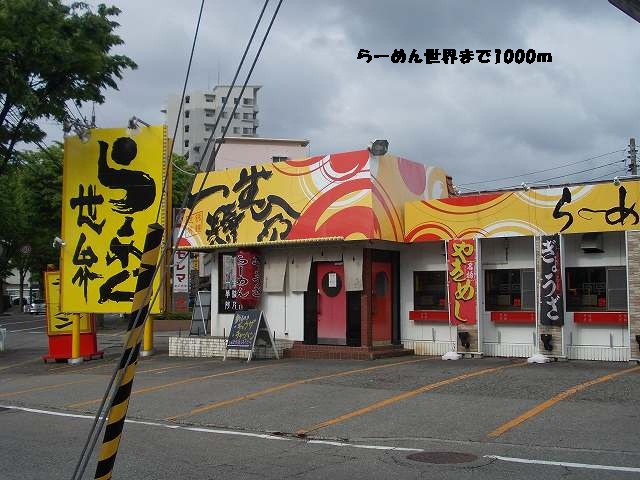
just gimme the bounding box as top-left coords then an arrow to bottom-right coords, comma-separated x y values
580,232 -> 604,253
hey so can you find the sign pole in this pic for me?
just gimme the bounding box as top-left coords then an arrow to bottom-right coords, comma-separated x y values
68,315 -> 83,365
94,223 -> 163,480
141,315 -> 154,357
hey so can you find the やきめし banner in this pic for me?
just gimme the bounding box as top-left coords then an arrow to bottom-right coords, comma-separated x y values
61,126 -> 168,313
406,181 -> 640,241
447,239 -> 477,325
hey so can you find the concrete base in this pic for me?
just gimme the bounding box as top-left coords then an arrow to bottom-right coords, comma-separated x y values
67,357 -> 84,365
140,348 -> 155,357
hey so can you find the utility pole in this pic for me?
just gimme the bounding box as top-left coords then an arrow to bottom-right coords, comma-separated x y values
629,138 -> 637,176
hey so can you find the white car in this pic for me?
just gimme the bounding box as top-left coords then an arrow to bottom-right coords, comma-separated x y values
29,299 -> 46,315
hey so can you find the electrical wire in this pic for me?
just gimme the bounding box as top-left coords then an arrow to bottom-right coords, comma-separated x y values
5,110 -> 62,166
522,159 -> 626,186
70,1 -> 282,478
458,149 -> 626,187
172,157 -> 197,176
478,158 -> 627,191
154,0 -> 206,223
583,167 -> 628,183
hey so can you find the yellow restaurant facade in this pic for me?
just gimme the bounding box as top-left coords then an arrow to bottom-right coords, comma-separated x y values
176,149 -> 640,362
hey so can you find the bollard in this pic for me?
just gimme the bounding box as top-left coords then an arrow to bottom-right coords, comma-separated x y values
141,314 -> 154,357
68,315 -> 83,365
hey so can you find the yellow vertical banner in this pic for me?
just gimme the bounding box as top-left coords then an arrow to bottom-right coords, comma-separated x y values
44,271 -> 91,335
60,126 -> 168,313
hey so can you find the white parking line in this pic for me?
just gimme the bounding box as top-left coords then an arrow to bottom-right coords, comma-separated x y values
0,319 -> 44,326
485,455 -> 640,473
0,404 -> 422,452
5,326 -> 45,332
308,440 -> 421,452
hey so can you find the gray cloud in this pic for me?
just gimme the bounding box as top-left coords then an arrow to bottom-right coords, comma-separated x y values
44,1 -> 640,189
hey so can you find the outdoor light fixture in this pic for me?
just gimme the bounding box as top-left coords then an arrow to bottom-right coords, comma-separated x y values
540,334 -> 553,352
127,115 -> 150,136
614,176 -> 621,186
62,117 -> 91,143
77,128 -> 90,144
52,236 -> 66,248
128,116 -> 151,129
521,182 -> 530,191
458,331 -> 471,350
368,139 -> 389,156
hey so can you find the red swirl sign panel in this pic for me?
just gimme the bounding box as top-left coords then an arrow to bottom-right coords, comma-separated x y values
447,239 -> 477,325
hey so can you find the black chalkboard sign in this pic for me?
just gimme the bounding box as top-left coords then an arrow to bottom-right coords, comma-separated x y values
227,309 -> 261,349
224,309 -> 279,362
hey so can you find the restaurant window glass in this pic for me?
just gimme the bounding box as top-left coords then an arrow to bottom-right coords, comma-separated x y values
413,271 -> 447,310
566,266 -> 627,311
485,269 -> 533,311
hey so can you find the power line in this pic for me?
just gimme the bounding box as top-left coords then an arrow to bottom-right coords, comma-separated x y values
583,167 -> 628,183
524,159 -> 625,186
172,157 -> 196,176
70,1 -> 283,479
154,0 -> 206,222
458,149 -> 626,187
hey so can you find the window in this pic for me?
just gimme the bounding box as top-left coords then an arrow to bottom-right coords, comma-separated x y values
205,95 -> 214,102
184,110 -> 190,118
243,98 -> 253,105
272,156 -> 289,163
233,112 -> 240,119
243,127 -> 252,134
221,96 -> 227,103
221,111 -> 227,119
485,269 -> 534,311
185,95 -> 190,104
205,109 -> 215,117
234,97 -> 239,104
243,112 -> 251,120
205,124 -> 214,132
566,267 -> 627,311
218,252 -> 241,313
184,124 -> 189,132
184,140 -> 189,148
233,127 -> 240,134
413,271 -> 447,310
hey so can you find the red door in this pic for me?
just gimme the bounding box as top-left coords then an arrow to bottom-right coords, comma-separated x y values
372,262 -> 392,344
317,262 -> 346,345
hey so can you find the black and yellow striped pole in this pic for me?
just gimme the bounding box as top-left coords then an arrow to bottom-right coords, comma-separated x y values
94,223 -> 164,480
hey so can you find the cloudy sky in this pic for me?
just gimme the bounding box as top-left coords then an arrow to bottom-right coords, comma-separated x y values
53,0 -> 640,189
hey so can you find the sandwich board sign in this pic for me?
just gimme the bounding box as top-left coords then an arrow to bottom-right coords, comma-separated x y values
224,309 -> 279,362
189,291 -> 210,336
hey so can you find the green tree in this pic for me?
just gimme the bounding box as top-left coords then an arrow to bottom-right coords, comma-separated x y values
0,0 -> 137,174
172,153 -> 197,208
18,145 -> 64,288
0,166 -> 25,308
0,145 -> 62,310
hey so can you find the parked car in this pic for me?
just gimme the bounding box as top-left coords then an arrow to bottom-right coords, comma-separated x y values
29,299 -> 46,315
11,296 -> 28,306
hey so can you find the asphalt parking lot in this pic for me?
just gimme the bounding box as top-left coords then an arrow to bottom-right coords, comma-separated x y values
2,311 -> 640,479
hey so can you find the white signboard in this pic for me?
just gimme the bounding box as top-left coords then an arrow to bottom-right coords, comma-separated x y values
173,251 -> 190,293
